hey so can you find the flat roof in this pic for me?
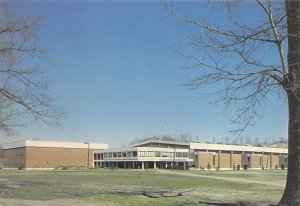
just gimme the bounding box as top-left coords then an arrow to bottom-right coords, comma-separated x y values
2,140 -> 108,150
190,142 -> 288,154
130,139 -> 190,147
129,139 -> 288,154
94,146 -> 189,153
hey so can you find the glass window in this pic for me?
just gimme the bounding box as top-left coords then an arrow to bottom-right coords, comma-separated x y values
108,152 -> 112,158
113,152 -> 117,158
122,152 -> 127,157
127,151 -> 133,157
117,152 -> 122,158
94,154 -> 98,160
148,151 -> 154,157
162,152 -> 168,157
168,152 -> 174,158
104,153 -> 108,158
133,151 -> 137,157
183,153 -> 188,157
176,152 -> 182,158
155,151 -> 161,157
140,151 -> 147,157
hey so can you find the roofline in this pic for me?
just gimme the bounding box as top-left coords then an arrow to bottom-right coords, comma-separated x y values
2,140 -> 108,150
129,139 -> 190,147
128,139 -> 288,154
94,146 -> 189,153
190,142 -> 288,153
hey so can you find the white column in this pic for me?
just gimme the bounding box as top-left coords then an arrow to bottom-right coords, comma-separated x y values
154,161 -> 156,169
142,161 -> 144,170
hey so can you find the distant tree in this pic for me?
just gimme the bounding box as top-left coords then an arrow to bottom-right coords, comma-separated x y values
245,137 -> 252,145
231,138 -> 238,145
253,137 -> 260,145
166,0 -> 300,204
238,136 -> 244,145
179,134 -> 192,142
225,137 -> 229,144
0,4 -> 63,134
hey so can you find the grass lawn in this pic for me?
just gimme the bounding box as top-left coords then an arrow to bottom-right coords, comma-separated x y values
0,169 -> 287,206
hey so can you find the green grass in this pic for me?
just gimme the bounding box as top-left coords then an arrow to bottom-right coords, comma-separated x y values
0,169 -> 287,206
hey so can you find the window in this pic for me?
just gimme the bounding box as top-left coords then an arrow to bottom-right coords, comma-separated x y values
247,156 -> 250,162
104,153 -> 108,158
213,155 -> 215,165
140,151 -> 147,157
182,153 -> 188,158
127,151 -> 133,157
108,152 -> 112,158
113,152 -> 117,158
94,154 -> 98,160
168,152 -> 174,158
122,152 -> 127,157
155,151 -> 161,157
148,151 -> 154,157
117,152 -> 122,158
133,151 -> 137,157
162,152 -> 168,157
176,152 -> 182,158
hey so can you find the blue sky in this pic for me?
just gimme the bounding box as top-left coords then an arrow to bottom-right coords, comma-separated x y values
0,1 -> 287,147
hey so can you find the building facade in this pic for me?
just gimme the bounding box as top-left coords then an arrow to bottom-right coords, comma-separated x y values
94,140 -> 288,170
94,146 -> 193,170
1,139 -> 288,170
2,140 -> 108,169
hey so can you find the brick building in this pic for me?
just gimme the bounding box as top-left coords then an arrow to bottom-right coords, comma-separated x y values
2,140 -> 108,169
2,139 -> 288,170
94,140 -> 288,170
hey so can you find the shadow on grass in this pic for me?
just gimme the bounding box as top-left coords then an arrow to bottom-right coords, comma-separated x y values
69,190 -> 276,206
198,200 -> 276,206
69,189 -> 195,198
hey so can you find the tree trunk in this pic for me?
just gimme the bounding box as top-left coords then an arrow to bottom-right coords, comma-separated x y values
279,92 -> 300,205
279,0 -> 300,205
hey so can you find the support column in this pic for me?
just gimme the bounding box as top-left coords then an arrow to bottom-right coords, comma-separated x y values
183,162 -> 186,170
218,150 -> 221,170
270,153 -> 273,169
230,151 -> 233,170
124,162 -> 126,169
262,152 -> 264,169
154,161 -> 156,169
142,161 -> 144,170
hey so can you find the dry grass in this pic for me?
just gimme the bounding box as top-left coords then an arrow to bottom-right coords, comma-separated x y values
0,169 -> 287,206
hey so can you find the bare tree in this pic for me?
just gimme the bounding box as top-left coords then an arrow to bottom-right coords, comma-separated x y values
0,4 -> 63,134
166,0 -> 300,204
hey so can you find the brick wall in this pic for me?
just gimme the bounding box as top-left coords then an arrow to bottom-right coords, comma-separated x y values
25,147 -> 95,169
3,147 -> 26,169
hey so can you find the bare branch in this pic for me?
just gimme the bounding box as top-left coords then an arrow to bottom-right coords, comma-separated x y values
166,1 -> 288,134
